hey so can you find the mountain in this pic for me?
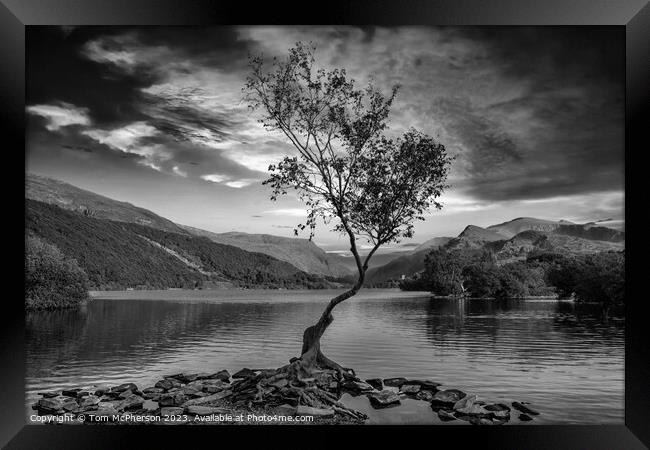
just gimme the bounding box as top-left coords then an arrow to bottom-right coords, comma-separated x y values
180,226 -> 352,278
445,225 -> 508,250
366,218 -> 625,286
26,173 -> 352,278
26,174 -> 187,235
414,236 -> 453,252
486,217 -> 568,238
366,249 -> 431,286
26,199 -> 334,290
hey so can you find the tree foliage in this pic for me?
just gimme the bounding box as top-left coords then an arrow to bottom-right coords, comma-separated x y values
245,42 -> 452,279
25,234 -> 89,310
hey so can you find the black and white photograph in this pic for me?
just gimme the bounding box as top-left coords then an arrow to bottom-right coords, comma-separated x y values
24,24 -> 626,427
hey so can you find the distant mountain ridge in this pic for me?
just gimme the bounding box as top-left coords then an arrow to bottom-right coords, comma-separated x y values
179,226 -> 352,278
26,174 -> 350,278
27,174 -> 187,235
367,217 -> 625,285
26,199 -> 332,290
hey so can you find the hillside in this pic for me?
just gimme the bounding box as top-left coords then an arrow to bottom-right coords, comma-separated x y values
366,219 -> 625,286
414,236 -> 453,252
486,217 -> 570,238
180,226 -> 351,278
27,173 -> 187,234
445,225 -> 508,250
26,200 -> 333,290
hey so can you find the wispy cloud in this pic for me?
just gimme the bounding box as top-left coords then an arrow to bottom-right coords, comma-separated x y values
26,102 -> 91,131
261,208 -> 307,217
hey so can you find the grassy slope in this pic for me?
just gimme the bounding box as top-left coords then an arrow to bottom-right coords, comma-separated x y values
26,200 -> 330,290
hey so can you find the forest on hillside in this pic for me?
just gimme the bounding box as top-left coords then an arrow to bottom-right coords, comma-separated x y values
25,200 -> 335,293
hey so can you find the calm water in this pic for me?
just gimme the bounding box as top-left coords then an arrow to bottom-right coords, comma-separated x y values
26,289 -> 624,424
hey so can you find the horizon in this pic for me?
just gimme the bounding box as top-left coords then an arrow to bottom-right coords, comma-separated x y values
26,26 -> 625,252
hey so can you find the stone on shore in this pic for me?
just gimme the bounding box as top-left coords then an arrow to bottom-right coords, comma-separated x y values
273,404 -> 297,416
79,395 -> 101,408
157,392 -> 188,407
383,377 -> 408,388
118,394 -> 145,411
232,368 -> 256,379
296,405 -> 334,417
416,390 -> 434,401
400,384 -> 421,395
519,413 -> 533,421
342,380 -> 374,393
404,379 -> 442,391
367,390 -> 401,409
182,390 -> 233,406
365,378 -> 383,390
431,389 -> 467,407
512,402 -> 539,416
438,409 -> 456,421
110,383 -> 138,394
160,407 -> 183,416
61,388 -> 83,398
37,396 -> 78,413
206,370 -> 231,382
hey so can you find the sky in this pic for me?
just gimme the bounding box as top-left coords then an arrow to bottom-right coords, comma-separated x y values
26,26 -> 625,253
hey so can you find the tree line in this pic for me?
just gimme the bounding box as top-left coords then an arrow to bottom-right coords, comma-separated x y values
400,247 -> 625,306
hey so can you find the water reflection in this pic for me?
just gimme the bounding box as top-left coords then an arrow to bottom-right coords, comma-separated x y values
26,290 -> 624,424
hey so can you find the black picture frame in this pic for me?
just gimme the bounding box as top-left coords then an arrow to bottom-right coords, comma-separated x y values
2,1 -> 648,448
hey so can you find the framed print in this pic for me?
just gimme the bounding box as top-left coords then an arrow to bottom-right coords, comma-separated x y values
2,0 -> 648,448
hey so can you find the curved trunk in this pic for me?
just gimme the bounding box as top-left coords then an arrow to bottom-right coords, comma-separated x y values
297,268 -> 367,376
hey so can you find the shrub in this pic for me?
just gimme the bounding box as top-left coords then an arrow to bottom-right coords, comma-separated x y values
25,235 -> 89,310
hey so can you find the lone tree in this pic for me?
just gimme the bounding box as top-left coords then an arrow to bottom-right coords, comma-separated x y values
245,43 -> 452,377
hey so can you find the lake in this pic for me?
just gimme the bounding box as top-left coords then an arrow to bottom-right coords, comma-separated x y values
25,289 -> 624,424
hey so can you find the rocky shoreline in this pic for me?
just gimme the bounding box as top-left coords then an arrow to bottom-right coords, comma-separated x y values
31,367 -> 540,425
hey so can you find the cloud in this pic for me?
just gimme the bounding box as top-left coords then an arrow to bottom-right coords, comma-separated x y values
261,208 -> 307,217
201,173 -> 230,183
26,102 -> 91,131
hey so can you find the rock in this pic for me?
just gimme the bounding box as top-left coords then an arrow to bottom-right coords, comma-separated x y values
270,379 -> 289,389
182,390 -> 232,406
184,405 -> 227,415
175,373 -> 199,384
232,368 -> 256,379
405,379 -> 442,391
143,387 -> 165,394
512,402 -> 539,416
453,394 -> 477,411
118,394 -> 145,411
209,370 -> 230,382
469,417 -> 494,425
519,413 -> 533,421
160,407 -> 183,416
76,391 -> 90,399
61,388 -> 82,398
296,405 -> 334,417
180,386 -> 203,398
118,389 -> 136,399
273,404 -> 297,416
111,383 -> 138,393
383,377 -> 408,388
328,382 -> 339,390
416,390 -> 434,401
142,399 -> 158,412
157,392 -> 188,407
485,403 -> 511,419
400,384 -> 421,395
367,390 -> 401,409
155,379 -> 175,391
37,396 -> 78,413
79,395 -> 101,408
365,378 -> 383,390
431,389 -> 467,407
342,380 -> 373,392
438,409 -> 456,421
